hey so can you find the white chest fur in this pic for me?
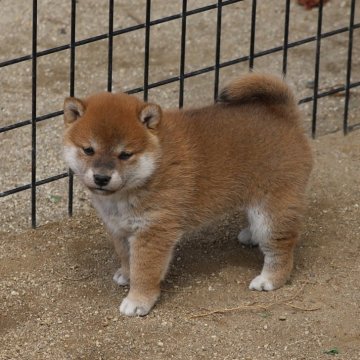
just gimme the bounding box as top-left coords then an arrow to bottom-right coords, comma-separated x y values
91,193 -> 147,239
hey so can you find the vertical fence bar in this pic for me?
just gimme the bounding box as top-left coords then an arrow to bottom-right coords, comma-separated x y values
343,0 -> 356,135
214,0 -> 223,100
68,0 -> 77,217
108,0 -> 114,92
31,0 -> 38,228
249,0 -> 257,69
311,0 -> 323,138
70,0 -> 76,98
144,0 -> 151,102
282,0 -> 291,75
179,0 -> 187,108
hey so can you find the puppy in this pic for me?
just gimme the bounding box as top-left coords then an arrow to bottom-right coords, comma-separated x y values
63,73 -> 313,316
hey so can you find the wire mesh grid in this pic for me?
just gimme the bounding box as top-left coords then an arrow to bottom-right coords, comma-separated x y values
0,0 -> 359,228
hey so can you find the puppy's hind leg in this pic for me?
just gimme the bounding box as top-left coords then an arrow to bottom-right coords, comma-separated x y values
249,236 -> 296,291
238,206 -> 265,247
247,204 -> 300,291
238,227 -> 258,247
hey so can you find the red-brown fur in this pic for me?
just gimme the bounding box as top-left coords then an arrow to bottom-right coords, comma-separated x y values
63,73 -> 313,316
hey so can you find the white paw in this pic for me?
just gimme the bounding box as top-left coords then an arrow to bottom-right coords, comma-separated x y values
249,274 -> 275,291
113,268 -> 129,286
119,296 -> 152,317
238,228 -> 257,246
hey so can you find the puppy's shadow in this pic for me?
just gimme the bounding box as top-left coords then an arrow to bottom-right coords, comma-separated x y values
165,214 -> 263,290
63,214 -> 117,284
64,212 -> 263,299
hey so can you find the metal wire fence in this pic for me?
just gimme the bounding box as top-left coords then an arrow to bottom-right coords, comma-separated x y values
0,0 -> 359,228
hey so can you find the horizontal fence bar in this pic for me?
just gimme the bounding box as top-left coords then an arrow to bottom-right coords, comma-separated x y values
2,76 -> 359,135
2,19 -> 359,133
1,4 -> 359,70
0,111 -> 63,133
298,81 -> 360,104
0,0 -> 244,69
0,173 -> 69,198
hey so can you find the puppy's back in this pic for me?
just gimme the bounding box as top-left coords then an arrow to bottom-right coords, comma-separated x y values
160,73 -> 312,221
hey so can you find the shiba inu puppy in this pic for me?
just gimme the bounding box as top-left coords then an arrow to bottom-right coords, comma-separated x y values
63,73 -> 312,316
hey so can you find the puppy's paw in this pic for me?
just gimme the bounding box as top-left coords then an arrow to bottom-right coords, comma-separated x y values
113,268 -> 129,286
238,228 -> 257,246
119,296 -> 153,317
249,274 -> 275,291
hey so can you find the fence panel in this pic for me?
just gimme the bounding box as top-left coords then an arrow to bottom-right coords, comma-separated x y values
0,0 -> 359,229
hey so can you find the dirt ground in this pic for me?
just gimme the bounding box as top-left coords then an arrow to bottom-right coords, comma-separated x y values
1,1 -> 360,359
1,131 -> 360,360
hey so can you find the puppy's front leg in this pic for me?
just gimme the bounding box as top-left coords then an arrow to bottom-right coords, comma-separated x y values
112,237 -> 130,286
119,227 -> 180,317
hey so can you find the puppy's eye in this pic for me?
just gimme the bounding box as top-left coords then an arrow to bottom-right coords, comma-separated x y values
119,151 -> 133,160
83,147 -> 95,156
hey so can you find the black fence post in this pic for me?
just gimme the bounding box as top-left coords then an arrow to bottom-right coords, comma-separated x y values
311,0 -> 324,139
249,0 -> 257,70
68,0 -> 77,218
282,0 -> 291,75
343,0 -> 356,135
108,0 -> 114,93
214,0 -> 223,100
179,0 -> 188,108
144,0 -> 151,102
31,0 -> 38,228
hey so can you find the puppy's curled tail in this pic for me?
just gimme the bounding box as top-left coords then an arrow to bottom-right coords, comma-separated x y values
218,73 -> 296,108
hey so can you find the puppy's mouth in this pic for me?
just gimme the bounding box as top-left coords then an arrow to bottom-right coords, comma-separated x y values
88,181 -> 126,195
89,187 -> 115,195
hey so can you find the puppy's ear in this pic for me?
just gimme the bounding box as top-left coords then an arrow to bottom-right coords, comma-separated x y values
139,103 -> 162,130
63,97 -> 86,125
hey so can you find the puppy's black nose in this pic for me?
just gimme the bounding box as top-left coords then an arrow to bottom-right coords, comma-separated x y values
93,174 -> 111,187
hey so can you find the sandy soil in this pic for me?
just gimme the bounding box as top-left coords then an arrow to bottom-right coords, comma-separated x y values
1,131 -> 360,360
1,1 -> 360,359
